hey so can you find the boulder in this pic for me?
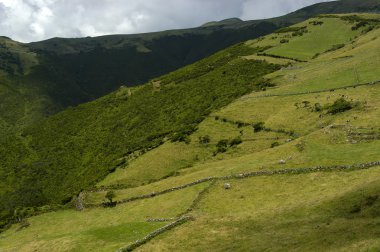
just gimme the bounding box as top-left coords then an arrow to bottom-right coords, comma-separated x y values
224,183 -> 231,189
279,159 -> 286,165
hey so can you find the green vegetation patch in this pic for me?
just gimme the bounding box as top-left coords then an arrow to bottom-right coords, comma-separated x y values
264,17 -> 362,60
0,42 -> 280,224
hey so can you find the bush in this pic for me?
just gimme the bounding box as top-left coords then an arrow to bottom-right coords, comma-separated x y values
199,135 -> 211,144
256,81 -> 275,91
271,142 -> 280,148
215,139 -> 229,154
309,21 -> 324,26
280,39 -> 289,44
312,53 -> 320,59
352,21 -> 368,30
275,26 -> 307,33
105,190 -> 115,203
229,137 -> 242,147
302,101 -> 311,108
325,44 -> 345,53
253,122 -> 265,132
313,103 -> 323,112
171,132 -> 191,144
327,98 -> 353,114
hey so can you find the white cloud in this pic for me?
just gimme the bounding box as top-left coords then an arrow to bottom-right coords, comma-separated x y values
0,0 -> 332,42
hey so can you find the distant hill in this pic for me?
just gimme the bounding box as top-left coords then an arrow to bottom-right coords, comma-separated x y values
201,18 -> 244,27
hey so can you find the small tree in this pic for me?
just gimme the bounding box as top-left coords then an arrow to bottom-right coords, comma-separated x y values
105,190 -> 115,203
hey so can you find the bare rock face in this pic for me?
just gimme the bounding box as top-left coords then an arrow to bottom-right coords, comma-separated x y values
224,183 -> 231,189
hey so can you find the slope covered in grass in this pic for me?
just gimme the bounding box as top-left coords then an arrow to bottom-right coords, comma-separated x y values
1,13 -> 380,252
1,0 -> 379,138
0,184 -> 207,252
140,167 -> 380,251
0,42 -> 280,223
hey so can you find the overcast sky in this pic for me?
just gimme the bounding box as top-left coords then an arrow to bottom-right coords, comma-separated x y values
0,0 -> 333,42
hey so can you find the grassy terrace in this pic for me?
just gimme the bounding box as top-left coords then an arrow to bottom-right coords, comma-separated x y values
140,167 -> 380,251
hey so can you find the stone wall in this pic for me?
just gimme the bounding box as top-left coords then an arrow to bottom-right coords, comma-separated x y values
117,215 -> 193,252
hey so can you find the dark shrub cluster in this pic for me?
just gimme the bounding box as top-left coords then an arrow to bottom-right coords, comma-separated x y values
275,26 -> 307,33
325,44 -> 345,53
253,122 -> 265,132
309,21 -> 324,26
327,98 -> 354,114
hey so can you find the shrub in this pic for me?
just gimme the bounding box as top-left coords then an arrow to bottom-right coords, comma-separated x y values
229,137 -> 242,147
325,44 -> 345,53
327,98 -> 353,114
215,139 -> 229,154
199,135 -> 211,144
105,190 -> 115,203
280,39 -> 289,44
352,21 -> 368,30
256,81 -> 275,91
313,103 -> 323,112
292,29 -> 308,37
296,141 -> 305,152
253,122 -> 265,132
312,53 -> 320,59
271,142 -> 280,148
171,132 -> 191,144
309,21 -> 324,26
275,26 -> 307,33
302,101 -> 311,108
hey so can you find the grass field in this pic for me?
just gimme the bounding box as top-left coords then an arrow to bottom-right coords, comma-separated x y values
264,17 -> 361,61
0,184 -> 208,252
139,167 -> 380,251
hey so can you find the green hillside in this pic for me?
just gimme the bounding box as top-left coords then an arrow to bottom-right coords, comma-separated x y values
0,40 -> 279,224
1,13 -> 380,251
1,0 -> 379,141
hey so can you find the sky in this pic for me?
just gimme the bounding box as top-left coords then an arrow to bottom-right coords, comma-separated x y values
0,0 -> 333,42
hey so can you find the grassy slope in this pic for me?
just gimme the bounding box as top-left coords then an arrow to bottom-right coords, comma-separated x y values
0,183 -> 208,252
140,168 -> 380,251
1,0 -> 378,139
0,42 -> 279,220
98,16 -> 380,190
1,14 -> 380,251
